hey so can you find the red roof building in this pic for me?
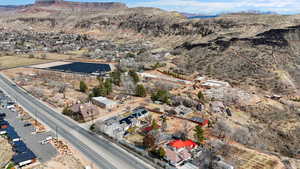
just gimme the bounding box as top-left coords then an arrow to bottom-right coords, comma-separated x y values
169,140 -> 197,150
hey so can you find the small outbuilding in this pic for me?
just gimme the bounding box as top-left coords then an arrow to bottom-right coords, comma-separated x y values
92,96 -> 117,109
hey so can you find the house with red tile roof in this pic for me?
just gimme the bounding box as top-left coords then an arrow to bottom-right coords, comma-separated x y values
169,140 -> 197,151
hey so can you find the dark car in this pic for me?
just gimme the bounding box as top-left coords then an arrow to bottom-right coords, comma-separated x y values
0,113 -> 5,117
24,123 -> 32,127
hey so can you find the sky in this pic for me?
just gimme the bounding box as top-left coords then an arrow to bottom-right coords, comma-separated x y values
1,0 -> 300,15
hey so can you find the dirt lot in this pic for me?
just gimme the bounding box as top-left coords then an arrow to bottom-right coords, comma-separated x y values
0,137 -> 14,168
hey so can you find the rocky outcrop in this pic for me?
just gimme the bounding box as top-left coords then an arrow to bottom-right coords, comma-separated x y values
173,25 -> 300,94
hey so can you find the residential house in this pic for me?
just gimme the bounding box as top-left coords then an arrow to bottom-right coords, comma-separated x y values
201,80 -> 230,88
196,103 -> 204,112
210,101 -> 225,113
92,96 -> 117,109
190,117 -> 209,127
148,130 -> 171,145
164,147 -> 192,167
164,148 -> 183,166
97,117 -> 126,140
169,140 -> 198,151
132,107 -> 149,118
164,140 -> 198,167
70,103 -> 100,121
174,105 -> 193,116
119,107 -> 149,127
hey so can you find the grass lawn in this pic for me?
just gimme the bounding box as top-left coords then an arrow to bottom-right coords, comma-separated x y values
0,52 -> 83,69
0,55 -> 49,68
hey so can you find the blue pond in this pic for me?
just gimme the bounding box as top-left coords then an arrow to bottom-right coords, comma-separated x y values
48,62 -> 111,74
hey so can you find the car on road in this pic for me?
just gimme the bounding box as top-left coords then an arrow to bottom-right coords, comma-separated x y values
24,123 -> 32,127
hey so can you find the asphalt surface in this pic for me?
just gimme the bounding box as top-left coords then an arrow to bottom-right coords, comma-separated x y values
2,108 -> 57,162
0,74 -> 153,169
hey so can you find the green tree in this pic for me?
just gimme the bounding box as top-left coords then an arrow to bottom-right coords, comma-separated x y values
91,79 -> 113,97
135,84 -> 147,97
104,79 -> 113,95
110,70 -> 121,86
197,91 -> 206,103
126,52 -> 135,58
158,147 -> 166,159
151,119 -> 160,130
151,89 -> 170,104
79,81 -> 88,93
62,106 -> 72,116
150,147 -> 166,159
129,70 -> 139,84
194,125 -> 205,144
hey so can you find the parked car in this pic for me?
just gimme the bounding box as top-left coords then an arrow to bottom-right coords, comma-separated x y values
24,123 -> 32,127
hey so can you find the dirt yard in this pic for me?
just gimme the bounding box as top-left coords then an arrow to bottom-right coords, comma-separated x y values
218,142 -> 286,169
0,137 -> 14,168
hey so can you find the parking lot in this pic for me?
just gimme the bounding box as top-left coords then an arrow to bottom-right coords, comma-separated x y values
0,91 -> 57,163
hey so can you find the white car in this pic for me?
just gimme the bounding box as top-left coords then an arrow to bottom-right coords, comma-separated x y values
40,136 -> 53,144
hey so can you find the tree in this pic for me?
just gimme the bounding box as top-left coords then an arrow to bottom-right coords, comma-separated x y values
135,84 -> 147,97
104,79 -> 113,95
197,91 -> 206,103
40,54 -> 47,59
194,125 -> 205,144
161,117 -> 168,132
129,70 -> 139,84
158,147 -> 166,159
79,81 -> 88,93
143,133 -> 156,149
151,147 -> 166,159
151,89 -> 170,104
62,106 -> 72,116
110,70 -> 121,86
126,52 -> 135,58
91,79 -> 113,97
151,119 -> 160,130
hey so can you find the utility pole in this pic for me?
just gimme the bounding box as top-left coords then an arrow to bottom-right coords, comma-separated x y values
35,111 -> 38,126
55,125 -> 58,140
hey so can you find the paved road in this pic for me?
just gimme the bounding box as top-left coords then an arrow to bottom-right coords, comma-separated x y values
0,74 -> 153,169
